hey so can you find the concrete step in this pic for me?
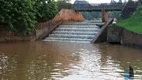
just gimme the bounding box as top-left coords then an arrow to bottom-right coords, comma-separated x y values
44,37 -> 92,41
59,25 -> 100,28
56,27 -> 100,31
43,39 -> 90,43
49,34 -> 95,39
52,31 -> 98,35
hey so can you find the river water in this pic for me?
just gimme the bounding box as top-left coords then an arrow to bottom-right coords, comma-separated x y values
0,41 -> 142,80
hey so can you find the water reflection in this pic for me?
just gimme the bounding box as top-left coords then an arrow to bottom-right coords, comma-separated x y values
0,42 -> 142,80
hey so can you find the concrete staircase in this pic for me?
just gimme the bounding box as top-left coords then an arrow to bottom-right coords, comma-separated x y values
43,22 -> 101,43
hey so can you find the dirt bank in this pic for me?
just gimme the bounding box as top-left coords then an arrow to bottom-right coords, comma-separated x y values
0,29 -> 35,42
53,9 -> 84,22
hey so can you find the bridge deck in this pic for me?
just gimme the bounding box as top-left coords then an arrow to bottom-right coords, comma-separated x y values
73,2 -> 124,11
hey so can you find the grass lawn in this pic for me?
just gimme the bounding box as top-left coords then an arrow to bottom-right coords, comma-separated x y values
116,6 -> 142,34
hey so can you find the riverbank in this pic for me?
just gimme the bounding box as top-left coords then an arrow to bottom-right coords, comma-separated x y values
0,20 -> 62,42
0,29 -> 35,42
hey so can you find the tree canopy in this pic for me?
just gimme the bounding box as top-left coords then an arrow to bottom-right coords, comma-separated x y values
56,0 -> 73,10
0,0 -> 58,35
57,0 -> 71,3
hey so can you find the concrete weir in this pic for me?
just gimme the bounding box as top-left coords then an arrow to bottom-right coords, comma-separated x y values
43,21 -> 104,43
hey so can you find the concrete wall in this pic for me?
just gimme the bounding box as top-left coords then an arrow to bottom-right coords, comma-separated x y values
107,25 -> 142,47
107,26 -> 123,43
92,19 -> 114,43
36,20 -> 62,40
122,29 -> 142,46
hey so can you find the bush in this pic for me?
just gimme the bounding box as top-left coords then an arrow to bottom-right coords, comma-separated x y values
0,0 -> 58,35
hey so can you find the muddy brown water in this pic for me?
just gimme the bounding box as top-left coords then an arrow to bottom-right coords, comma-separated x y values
0,41 -> 142,80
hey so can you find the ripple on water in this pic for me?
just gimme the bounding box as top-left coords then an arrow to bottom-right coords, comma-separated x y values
0,42 -> 142,80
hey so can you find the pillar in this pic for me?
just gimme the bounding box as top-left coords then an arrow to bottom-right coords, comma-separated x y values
102,10 -> 108,23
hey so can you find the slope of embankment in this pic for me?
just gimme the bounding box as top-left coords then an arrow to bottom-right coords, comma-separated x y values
116,6 -> 142,34
53,9 -> 84,22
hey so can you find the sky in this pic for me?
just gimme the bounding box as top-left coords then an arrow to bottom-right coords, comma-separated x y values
71,0 -> 116,3
70,0 -> 133,3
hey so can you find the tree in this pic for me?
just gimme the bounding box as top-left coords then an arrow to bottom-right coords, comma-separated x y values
56,0 -> 73,10
57,0 -> 71,3
0,0 -> 58,35
36,0 -> 58,22
0,0 -> 37,35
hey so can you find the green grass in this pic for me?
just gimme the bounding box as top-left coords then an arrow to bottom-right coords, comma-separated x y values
116,6 -> 142,34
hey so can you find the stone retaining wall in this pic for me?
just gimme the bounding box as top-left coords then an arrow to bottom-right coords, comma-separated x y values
107,25 -> 142,47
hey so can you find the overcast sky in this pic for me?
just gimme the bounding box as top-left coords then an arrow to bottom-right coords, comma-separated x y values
71,0 -> 112,3
70,0 -> 133,3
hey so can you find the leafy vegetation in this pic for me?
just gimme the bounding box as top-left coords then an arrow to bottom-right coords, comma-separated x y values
56,0 -> 73,10
116,6 -> 142,34
57,0 -> 71,3
36,0 -> 58,22
0,0 -> 58,35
